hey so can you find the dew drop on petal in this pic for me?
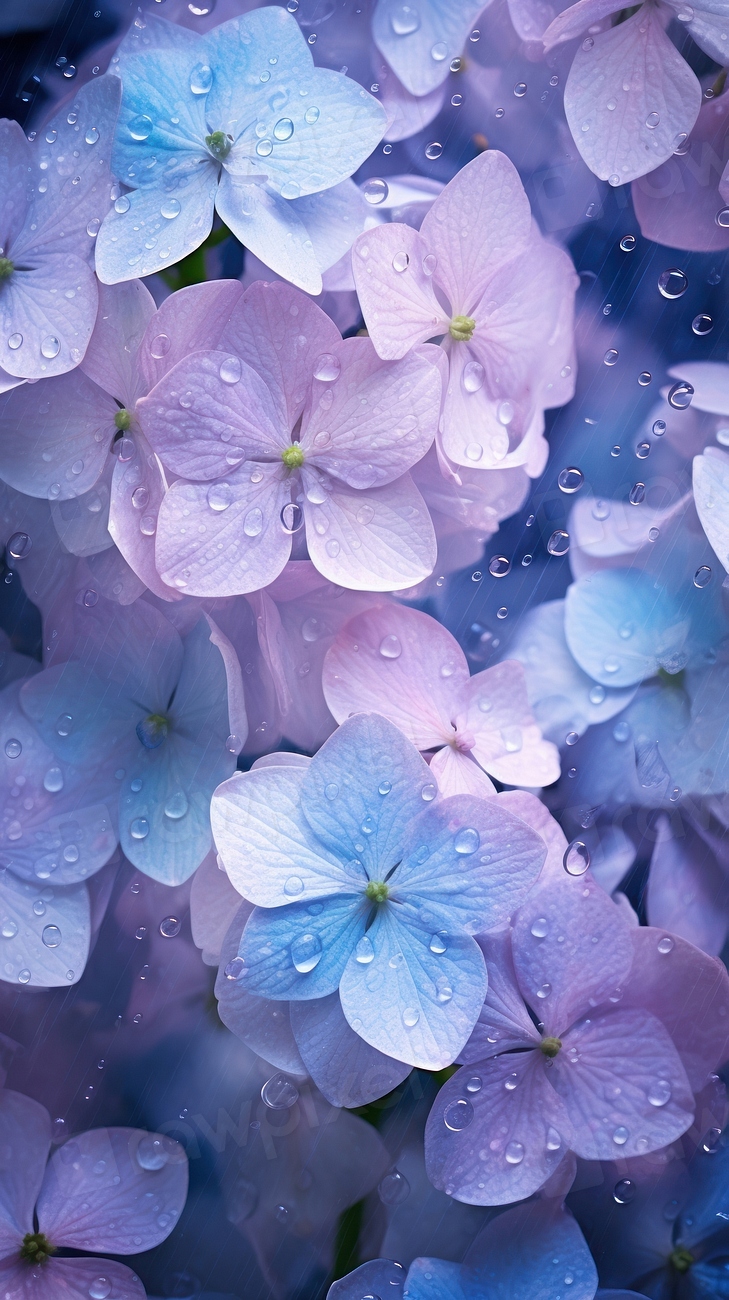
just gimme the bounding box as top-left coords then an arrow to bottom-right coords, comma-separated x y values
563,839 -> 590,875
219,356 -> 241,384
454,827 -> 480,855
313,353 -> 340,382
290,932 -> 322,973
505,1140 -> 524,1164
444,1099 -> 474,1130
363,178 -> 388,204
379,634 -> 402,659
657,935 -> 674,954
612,1125 -> 629,1146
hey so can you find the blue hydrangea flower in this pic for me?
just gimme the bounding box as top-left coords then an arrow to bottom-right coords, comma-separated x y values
19,596 -> 246,886
210,712 -> 546,1070
328,1199 -> 599,1300
96,8 -> 386,294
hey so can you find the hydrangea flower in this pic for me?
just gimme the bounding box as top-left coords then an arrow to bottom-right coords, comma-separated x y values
0,276 -> 244,595
328,1198 -> 598,1300
322,603 -> 560,796
542,0 -> 720,185
425,795 -> 729,1203
96,9 -> 386,294
0,76 -> 120,383
137,279 -> 441,595
632,92 -> 729,252
210,712 -> 546,1070
572,1137 -> 729,1299
647,811 -> 729,956
351,150 -> 578,473
19,594 -> 246,885
0,1088 -> 188,1298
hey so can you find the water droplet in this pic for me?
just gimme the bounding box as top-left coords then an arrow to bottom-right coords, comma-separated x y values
41,336 -> 60,359
85,1275 -> 117,1300
150,333 -> 170,359
604,348 -> 619,366
657,935 -> 674,954
454,827 -> 480,855
42,924 -> 61,948
392,251 -> 409,273
530,917 -> 549,939
136,1136 -> 169,1170
378,1168 -> 410,1205
692,313 -> 713,336
629,482 -> 646,505
190,63 -> 213,95
514,81 -> 527,96
444,1099 -> 474,1130
462,360 -> 485,392
273,117 -> 294,141
612,1125 -> 629,1145
716,207 -> 729,228
243,508 -> 263,538
658,268 -> 688,299
157,916 -> 181,940
43,767 -> 63,793
619,234 -> 637,252
379,634 -> 402,659
261,1072 -> 299,1109
563,839 -> 590,875
313,353 -> 340,382
504,1073 -> 519,1091
129,114 -> 153,141
694,565 -> 712,588
7,334 -> 22,350
391,2 -> 421,35
304,105 -> 320,124
636,441 -> 651,459
422,253 -> 437,276
4,738 -> 21,759
668,380 -> 694,409
558,467 -> 584,493
537,982 -> 551,998
378,780 -> 392,796
488,555 -> 510,578
1,919 -> 18,939
613,1178 -> 635,1204
363,178 -> 388,204
324,782 -> 338,800
648,1079 -> 672,1107
425,141 -> 443,160
291,932 -> 322,973
703,1126 -> 722,1153
505,1140 -> 524,1164
429,932 -> 447,954
646,111 -> 660,129
224,956 -> 246,981
421,783 -> 437,802
547,530 -> 569,556
355,935 -> 375,964
403,1006 -> 420,1027
130,817 -> 149,840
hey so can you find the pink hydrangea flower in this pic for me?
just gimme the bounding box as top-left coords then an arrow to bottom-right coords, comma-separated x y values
322,603 -> 559,795
137,279 -> 441,595
425,795 -> 729,1204
543,0 -> 719,185
351,150 -> 578,473
0,1089 -> 188,1298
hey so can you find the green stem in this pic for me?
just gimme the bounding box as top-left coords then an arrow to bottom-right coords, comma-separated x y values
160,221 -> 232,290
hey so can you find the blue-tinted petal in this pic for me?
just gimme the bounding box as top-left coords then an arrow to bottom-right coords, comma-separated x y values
466,1200 -> 598,1300
215,904 -> 305,1074
373,0 -> 486,97
328,1260 -> 406,1300
290,991 -> 411,1106
565,571 -> 690,687
403,1259 -> 467,1300
238,893 -> 367,1000
339,904 -> 487,1068
300,712 -> 433,881
96,169 -> 217,285
0,870 -> 89,988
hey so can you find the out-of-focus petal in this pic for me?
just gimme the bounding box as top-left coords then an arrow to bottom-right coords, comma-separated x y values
290,992 -> 411,1105
37,1127 -> 188,1252
0,1090 -> 51,1252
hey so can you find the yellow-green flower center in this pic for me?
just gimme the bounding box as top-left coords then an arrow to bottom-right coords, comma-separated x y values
449,314 -> 476,342
365,881 -> 389,903
21,1232 -> 55,1264
136,713 -> 169,749
670,1248 -> 694,1274
205,130 -> 232,161
282,444 -> 305,469
540,1036 -> 562,1058
114,408 -> 132,431
0,258 -> 14,282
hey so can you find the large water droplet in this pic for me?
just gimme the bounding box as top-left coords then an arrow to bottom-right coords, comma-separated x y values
558,467 -> 584,493
189,63 -> 213,95
129,113 -> 153,140
547,530 -> 569,556
667,380 -> 694,410
42,924 -> 62,948
261,1072 -> 299,1109
444,1098 -> 474,1130
291,932 -> 322,973
454,827 -> 480,855
136,1136 -> 170,1170
379,634 -> 402,659
219,355 -> 241,384
243,507 -> 263,537
378,1168 -> 410,1204
563,839 -> 590,875
41,337 -> 60,359
505,1140 -> 524,1164
658,268 -> 688,299
313,353 -> 340,382
390,2 -> 421,35
363,178 -> 388,204
355,935 -> 375,963
164,790 -> 188,820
